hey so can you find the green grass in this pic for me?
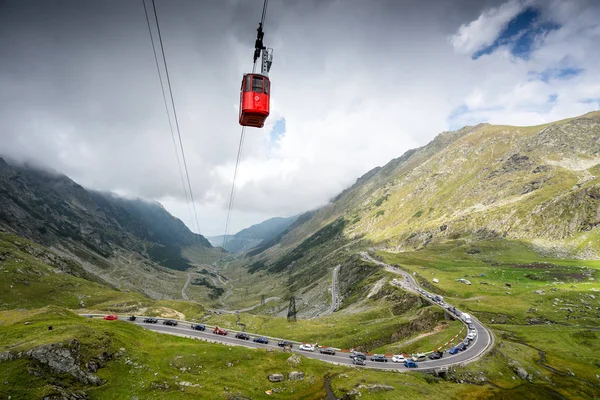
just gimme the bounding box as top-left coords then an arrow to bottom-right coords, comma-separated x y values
374,319 -> 464,355
454,324 -> 600,399
2,307 -> 597,400
0,234 -> 148,311
375,240 -> 600,398
0,308 -> 339,399
378,240 -> 600,326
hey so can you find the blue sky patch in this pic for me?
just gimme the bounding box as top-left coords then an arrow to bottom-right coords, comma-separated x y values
581,98 -> 600,105
448,104 -> 469,120
529,66 -> 584,83
472,7 -> 560,60
269,117 -> 286,142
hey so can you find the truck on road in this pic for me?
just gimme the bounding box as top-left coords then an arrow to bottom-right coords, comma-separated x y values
461,313 -> 472,324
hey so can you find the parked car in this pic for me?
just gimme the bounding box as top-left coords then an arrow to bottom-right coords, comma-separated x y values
411,353 -> 427,362
235,332 -> 250,340
213,326 -> 228,335
352,357 -> 366,366
127,315 -> 136,321
456,343 -> 467,351
404,360 -> 418,368
449,347 -> 459,355
467,332 -> 476,340
143,317 -> 158,323
391,355 -> 405,363
278,340 -> 293,348
428,351 -> 443,360
163,320 -> 178,326
319,347 -> 336,355
370,354 -> 388,362
349,351 -> 366,360
191,324 -> 206,331
468,323 -> 475,330
299,344 -> 315,352
253,336 -> 269,344
103,314 -> 118,321
469,329 -> 477,336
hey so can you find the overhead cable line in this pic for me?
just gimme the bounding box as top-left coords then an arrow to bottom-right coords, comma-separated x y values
146,0 -> 202,234
222,0 -> 270,249
141,0 -> 194,227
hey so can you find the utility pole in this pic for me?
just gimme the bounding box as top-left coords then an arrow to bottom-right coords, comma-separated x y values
260,294 -> 265,306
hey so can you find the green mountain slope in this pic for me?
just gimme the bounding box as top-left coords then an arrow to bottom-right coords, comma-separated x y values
0,158 -> 222,299
250,111 -> 600,275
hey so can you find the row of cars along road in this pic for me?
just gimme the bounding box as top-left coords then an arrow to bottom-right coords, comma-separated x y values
94,309 -> 490,371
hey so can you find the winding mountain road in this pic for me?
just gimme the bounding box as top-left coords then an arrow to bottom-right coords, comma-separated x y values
181,273 -> 192,301
93,253 -> 493,372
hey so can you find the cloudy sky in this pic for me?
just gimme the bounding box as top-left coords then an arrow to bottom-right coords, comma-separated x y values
1,0 -> 599,236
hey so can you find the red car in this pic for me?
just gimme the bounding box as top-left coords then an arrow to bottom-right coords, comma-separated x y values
213,326 -> 228,335
103,314 -> 118,321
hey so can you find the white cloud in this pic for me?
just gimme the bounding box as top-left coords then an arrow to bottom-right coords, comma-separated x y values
450,0 -> 528,55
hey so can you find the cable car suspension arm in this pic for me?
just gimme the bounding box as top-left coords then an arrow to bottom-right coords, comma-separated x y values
252,0 -> 273,75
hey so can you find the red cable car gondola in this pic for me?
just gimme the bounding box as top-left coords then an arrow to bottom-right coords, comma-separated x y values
239,73 -> 270,128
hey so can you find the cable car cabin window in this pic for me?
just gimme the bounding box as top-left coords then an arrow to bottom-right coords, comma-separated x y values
244,75 -> 251,92
252,77 -> 263,93
264,79 -> 269,95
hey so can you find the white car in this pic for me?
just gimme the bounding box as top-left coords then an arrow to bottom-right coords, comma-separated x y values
299,344 -> 315,352
469,329 -> 477,336
391,355 -> 405,363
467,332 -> 476,340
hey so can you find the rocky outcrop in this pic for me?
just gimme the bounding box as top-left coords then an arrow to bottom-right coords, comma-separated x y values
286,354 -> 301,366
288,371 -> 305,380
268,374 -> 284,382
26,340 -> 105,386
0,351 -> 15,362
343,383 -> 395,398
366,384 -> 394,393
42,388 -> 89,400
508,359 -> 532,381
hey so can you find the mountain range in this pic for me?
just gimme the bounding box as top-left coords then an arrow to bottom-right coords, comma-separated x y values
207,215 -> 298,253
0,158 -> 220,298
245,111 -> 600,283
1,111 -> 599,300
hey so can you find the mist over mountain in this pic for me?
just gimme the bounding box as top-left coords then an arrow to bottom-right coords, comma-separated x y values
208,215 -> 298,253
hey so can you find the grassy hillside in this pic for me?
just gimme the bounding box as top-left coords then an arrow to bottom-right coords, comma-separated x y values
0,157 -> 224,302
0,232 -> 225,315
1,307 -> 594,399
374,242 -> 600,398
246,112 -> 600,287
0,233 -> 147,310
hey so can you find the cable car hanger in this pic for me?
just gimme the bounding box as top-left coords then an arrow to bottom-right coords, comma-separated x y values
239,0 -> 273,128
